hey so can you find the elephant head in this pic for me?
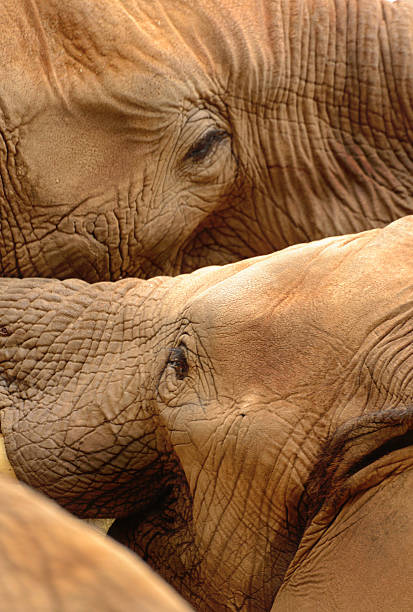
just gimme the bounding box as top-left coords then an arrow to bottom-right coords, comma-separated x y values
272,408 -> 413,611
1,0 -> 413,280
1,216 -> 413,610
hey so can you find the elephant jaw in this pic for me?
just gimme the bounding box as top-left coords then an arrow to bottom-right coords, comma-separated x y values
0,434 -> 16,480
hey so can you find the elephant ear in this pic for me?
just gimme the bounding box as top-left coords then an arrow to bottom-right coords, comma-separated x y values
271,407 -> 413,612
297,406 -> 413,531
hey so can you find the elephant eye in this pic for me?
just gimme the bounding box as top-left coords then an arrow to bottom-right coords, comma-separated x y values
184,129 -> 228,163
167,346 -> 188,380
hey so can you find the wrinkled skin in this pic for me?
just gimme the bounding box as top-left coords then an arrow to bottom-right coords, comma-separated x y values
1,216 -> 413,610
272,408 -> 413,611
0,475 -> 192,612
1,0 -> 413,280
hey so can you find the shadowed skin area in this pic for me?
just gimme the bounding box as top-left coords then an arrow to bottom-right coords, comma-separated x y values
1,0 -> 413,281
272,407 -> 413,611
1,216 -> 413,609
0,476 -> 192,612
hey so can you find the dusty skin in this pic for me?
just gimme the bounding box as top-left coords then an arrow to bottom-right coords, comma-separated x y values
1,216 -> 413,610
0,475 -> 192,612
1,0 -> 413,281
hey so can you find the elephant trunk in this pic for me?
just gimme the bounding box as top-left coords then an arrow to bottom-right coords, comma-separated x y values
0,276 -> 175,517
1,432 -> 114,533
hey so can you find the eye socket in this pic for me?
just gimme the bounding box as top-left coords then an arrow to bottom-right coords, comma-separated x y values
167,346 -> 188,380
183,129 -> 228,163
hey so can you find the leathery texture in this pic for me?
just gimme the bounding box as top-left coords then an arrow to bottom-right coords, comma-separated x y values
0,0 -> 413,282
2,218 -> 413,609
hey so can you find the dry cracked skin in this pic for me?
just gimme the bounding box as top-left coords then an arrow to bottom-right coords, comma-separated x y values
1,217 -> 413,610
0,0 -> 413,281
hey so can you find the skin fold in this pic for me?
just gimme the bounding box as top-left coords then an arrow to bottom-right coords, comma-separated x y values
0,216 -> 413,610
0,475 -> 192,612
272,408 -> 413,611
1,0 -> 413,280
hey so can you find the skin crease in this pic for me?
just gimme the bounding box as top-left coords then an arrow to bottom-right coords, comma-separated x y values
0,476 -> 193,612
1,217 -> 413,610
1,0 -> 413,281
274,471 -> 413,612
272,410 -> 413,611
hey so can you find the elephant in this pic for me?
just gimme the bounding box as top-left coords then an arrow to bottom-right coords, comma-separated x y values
1,0 -> 413,281
0,216 -> 413,610
272,408 -> 413,611
0,474 -> 192,612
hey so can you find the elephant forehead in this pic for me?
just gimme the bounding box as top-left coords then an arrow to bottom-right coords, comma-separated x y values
1,0 -> 276,121
186,219 -> 413,377
34,0 -> 263,80
185,236 -> 348,337
0,1 -> 204,137
5,0 -> 228,102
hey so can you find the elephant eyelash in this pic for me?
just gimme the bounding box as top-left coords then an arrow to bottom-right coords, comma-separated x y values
167,346 -> 189,380
184,129 -> 228,163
